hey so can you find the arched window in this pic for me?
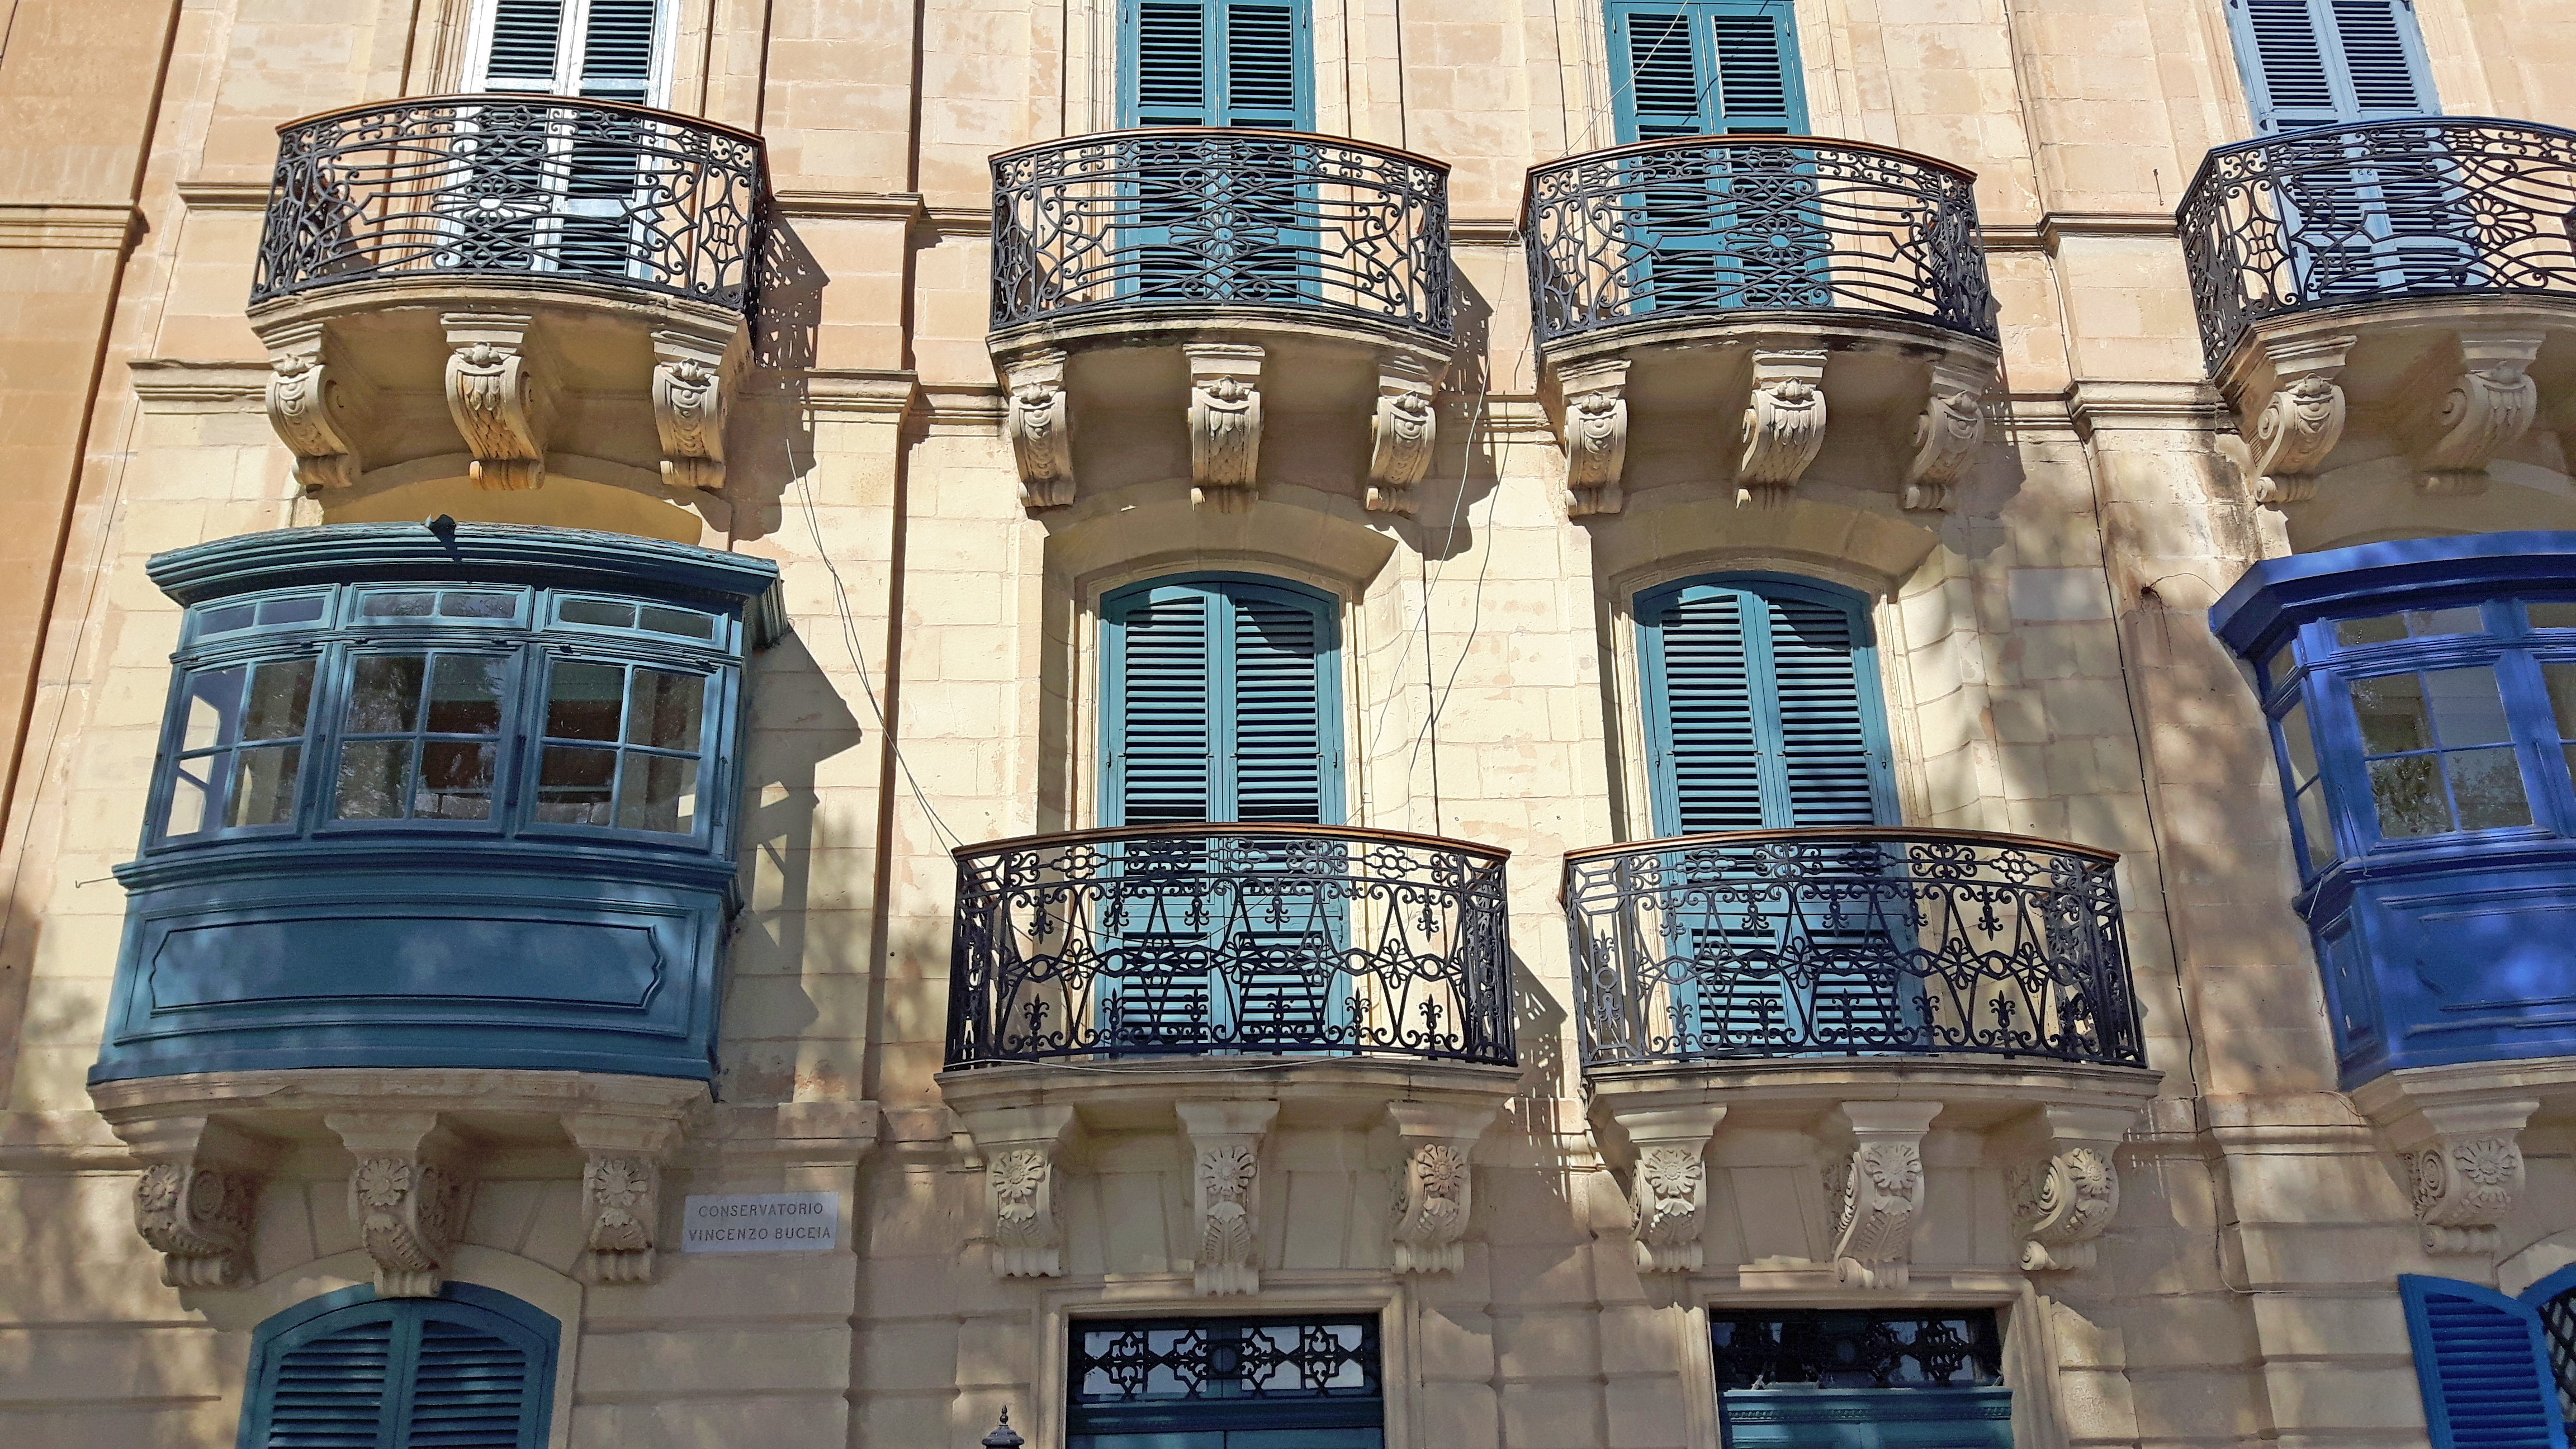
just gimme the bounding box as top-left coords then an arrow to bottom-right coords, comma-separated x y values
1635,574 -> 1896,836
239,1284 -> 558,1449
1101,574 -> 1342,827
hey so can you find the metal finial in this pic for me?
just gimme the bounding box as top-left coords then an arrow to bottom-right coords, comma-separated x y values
981,1407 -> 1025,1448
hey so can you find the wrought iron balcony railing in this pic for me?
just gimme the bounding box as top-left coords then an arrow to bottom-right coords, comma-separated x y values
1563,828 -> 2144,1071
988,129 -> 1453,341
945,824 -> 1512,1067
1522,136 -> 1997,349
251,96 -> 768,311
2179,117 -> 2576,366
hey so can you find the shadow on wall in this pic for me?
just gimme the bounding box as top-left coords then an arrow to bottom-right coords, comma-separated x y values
723,627 -> 869,1104
0,877 -> 42,1109
719,218 -> 831,545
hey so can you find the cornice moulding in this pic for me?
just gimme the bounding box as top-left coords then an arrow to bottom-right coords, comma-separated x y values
0,201 -> 141,250
770,190 -> 928,223
173,181 -> 274,213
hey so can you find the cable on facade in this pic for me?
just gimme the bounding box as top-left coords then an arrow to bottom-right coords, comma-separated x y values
791,471 -> 964,854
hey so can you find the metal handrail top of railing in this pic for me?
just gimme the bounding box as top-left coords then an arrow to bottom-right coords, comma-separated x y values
1518,133 -> 1978,223
2174,113 -> 2576,219
955,821 -> 1510,864
989,126 -> 1452,175
272,93 -> 769,148
1562,825 -> 2117,868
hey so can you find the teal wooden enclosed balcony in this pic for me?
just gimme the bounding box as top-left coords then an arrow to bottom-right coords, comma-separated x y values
88,522 -> 782,1086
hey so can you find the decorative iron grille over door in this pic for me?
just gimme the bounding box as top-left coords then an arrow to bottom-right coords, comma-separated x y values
1068,1316 -> 1383,1448
1711,1310 -> 2011,1449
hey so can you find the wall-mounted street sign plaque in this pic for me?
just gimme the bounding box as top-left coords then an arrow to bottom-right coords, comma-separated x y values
679,1192 -> 841,1253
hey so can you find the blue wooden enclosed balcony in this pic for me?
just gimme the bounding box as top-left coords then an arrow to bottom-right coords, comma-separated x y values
88,523 -> 782,1086
1519,138 -> 2002,515
943,824 -> 1515,1069
2213,532 -> 2576,1087
1562,828 -> 2147,1075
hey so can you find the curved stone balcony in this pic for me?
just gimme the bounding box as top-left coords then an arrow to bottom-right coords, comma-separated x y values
83,523 -> 785,1295
984,129 -> 1456,515
2179,118 -> 2576,542
1560,828 -> 2158,1288
935,823 -> 1519,1290
246,96 -> 768,503
1520,138 -> 2001,517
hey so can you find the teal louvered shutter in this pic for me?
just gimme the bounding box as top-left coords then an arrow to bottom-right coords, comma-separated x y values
2228,0 -> 2436,131
2403,1276 -> 2573,1449
257,1310 -> 397,1447
1121,0 -> 1309,128
1639,577 -> 1893,835
1607,0 -> 1805,141
240,1286 -> 558,1449
1103,576 -> 1338,825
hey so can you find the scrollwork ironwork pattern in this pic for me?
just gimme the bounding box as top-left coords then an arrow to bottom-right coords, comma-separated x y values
252,96 -> 767,310
1562,828 -> 2143,1068
1071,1316 -> 1381,1406
989,129 -> 1452,339
945,825 -> 1513,1066
1710,1309 -> 2003,1391
2179,117 -> 2576,365
1522,137 -> 1997,347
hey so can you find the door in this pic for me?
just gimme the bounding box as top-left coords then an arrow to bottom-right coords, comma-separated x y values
2224,0 -> 2459,299
1100,576 -> 1344,1049
1635,576 -> 1902,1054
1603,0 -> 1819,313
1117,0 -> 1315,304
453,0 -> 672,277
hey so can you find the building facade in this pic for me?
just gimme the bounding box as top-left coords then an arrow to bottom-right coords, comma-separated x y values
3,0 -> 2576,1445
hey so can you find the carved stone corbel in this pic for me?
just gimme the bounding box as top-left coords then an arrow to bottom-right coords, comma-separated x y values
1366,358 -> 1441,515
1902,356 -> 1993,512
958,1104 -> 1081,1278
1611,1104 -> 1728,1275
2411,333 -> 2544,497
261,321 -> 372,491
2007,1105 -> 2134,1273
1177,1100 -> 1277,1295
566,1111 -> 688,1285
1559,357 -> 1629,517
1002,349 -> 1076,509
2244,334 -> 2354,504
1185,344 -> 1265,510
1738,349 -> 1829,506
118,1116 -> 276,1289
2388,1099 -> 2537,1257
441,313 -> 551,491
327,1112 -> 475,1298
1385,1101 -> 1495,1275
1827,1101 -> 1940,1289
651,326 -> 745,491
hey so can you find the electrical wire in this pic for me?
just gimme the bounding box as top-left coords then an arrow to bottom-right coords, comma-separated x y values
790,471 -> 963,854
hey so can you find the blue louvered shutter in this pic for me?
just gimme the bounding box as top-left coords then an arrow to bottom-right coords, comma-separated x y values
2228,0 -> 2435,131
252,1309 -> 397,1448
1104,576 -> 1338,826
1105,584 -> 1215,826
240,1286 -> 557,1449
1640,577 -> 1893,835
2403,1276 -> 2572,1449
1121,0 -> 1309,128
1607,0 -> 1805,141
